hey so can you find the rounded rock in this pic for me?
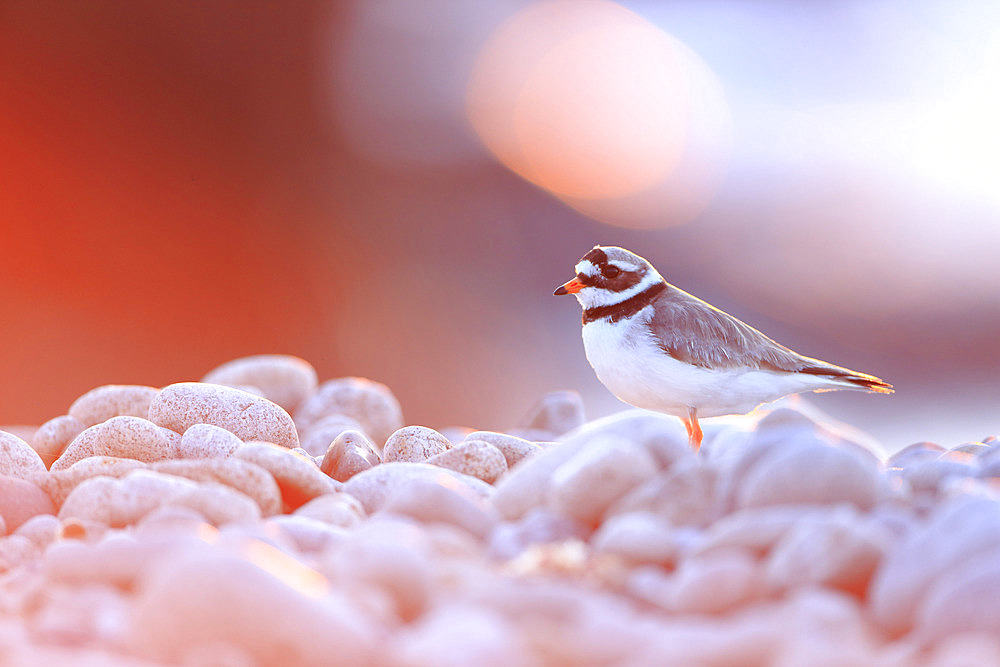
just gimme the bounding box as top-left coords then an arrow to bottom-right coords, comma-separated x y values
51,416 -> 182,471
299,414 -> 366,457
31,415 -> 86,469
427,439 -> 507,484
294,377 -> 403,447
234,442 -> 339,510
0,475 -> 55,532
0,430 -> 47,479
548,435 -> 658,525
670,549 -> 761,614
609,460 -> 717,527
382,477 -> 499,539
151,458 -> 282,516
294,493 -> 366,528
202,354 -> 318,414
382,426 -> 452,463
68,384 -> 160,427
319,429 -> 381,482
148,382 -> 299,449
33,456 -> 149,507
517,390 -> 586,437
462,431 -> 542,469
591,511 -> 680,565
343,462 -> 493,514
736,443 -> 880,511
59,470 -> 197,527
176,423 -> 243,459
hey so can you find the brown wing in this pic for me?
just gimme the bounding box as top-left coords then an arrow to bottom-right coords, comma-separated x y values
646,285 -> 893,392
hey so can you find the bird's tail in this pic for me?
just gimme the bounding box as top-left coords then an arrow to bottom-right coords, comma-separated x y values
799,364 -> 894,394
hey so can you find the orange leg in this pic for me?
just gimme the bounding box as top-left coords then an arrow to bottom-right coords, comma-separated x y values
681,407 -> 703,452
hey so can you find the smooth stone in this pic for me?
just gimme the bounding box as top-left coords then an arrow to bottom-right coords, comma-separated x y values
492,440 -> 587,521
694,505 -> 827,557
343,462 -> 492,514
736,442 -> 880,511
299,414 -> 366,457
462,431 -> 542,469
518,390 -> 586,436
488,507 -> 590,560
234,441 -> 340,510
148,382 -> 299,449
548,435 -> 658,525
202,354 -> 318,414
558,409 -> 692,471
58,470 -> 197,527
320,429 -> 381,482
68,384 -> 160,427
266,515 -> 346,553
176,423 -> 243,459
0,430 -> 47,479
885,441 -> 945,468
31,415 -> 86,469
902,459 -> 976,495
426,439 -> 507,484
382,425 -> 452,463
13,513 -> 61,550
764,505 -> 889,595
294,492 -> 366,528
869,494 -> 1000,635
51,416 -> 182,470
915,553 -> 1000,644
130,551 -> 374,665
0,534 -> 38,571
591,511 -> 681,565
670,548 -> 761,614
0,475 -> 55,532
151,458 -> 282,516
381,477 -> 499,539
33,457 -> 149,507
161,481 -> 261,526
294,377 -> 403,448
608,460 -> 717,527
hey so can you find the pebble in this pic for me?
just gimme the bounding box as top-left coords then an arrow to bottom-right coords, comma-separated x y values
591,511 -> 681,565
201,354 -> 318,414
67,384 -> 160,427
233,441 -> 340,510
491,438 -> 586,521
319,429 -> 381,482
176,423 -> 243,459
130,551 -> 374,665
51,416 -> 182,470
294,377 -> 403,448
31,415 -> 85,469
517,390 -> 586,436
34,456 -> 149,507
294,492 -> 366,528
736,442 -> 880,511
548,435 -> 658,525
669,548 -> 761,614
382,476 -> 499,539
426,439 -> 507,483
462,431 -> 542,469
298,414 -> 366,457
382,425 -> 452,463
0,430 -> 47,479
148,382 -> 299,449
0,475 -> 55,532
343,462 -> 493,514
151,458 -> 282,516
59,470 -> 197,527
608,460 -> 717,527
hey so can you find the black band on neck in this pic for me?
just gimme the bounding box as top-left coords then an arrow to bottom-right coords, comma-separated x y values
583,281 -> 667,324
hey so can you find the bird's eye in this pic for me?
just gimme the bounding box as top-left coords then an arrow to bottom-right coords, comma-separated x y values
602,265 -> 621,278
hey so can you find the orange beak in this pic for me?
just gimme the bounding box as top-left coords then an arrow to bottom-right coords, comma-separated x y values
553,277 -> 585,295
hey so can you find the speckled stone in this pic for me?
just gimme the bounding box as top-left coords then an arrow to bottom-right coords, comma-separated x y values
0,430 -> 47,479
68,385 -> 160,427
33,457 -> 149,508
427,439 -> 507,484
176,423 -> 243,459
151,458 -> 282,516
148,382 -> 299,449
51,417 -> 182,471
0,475 -> 55,532
294,377 -> 403,448
319,430 -> 381,482
31,415 -> 86,469
202,354 -> 318,414
234,441 -> 340,510
382,426 -> 451,464
462,431 -> 542,469
299,414 -> 366,457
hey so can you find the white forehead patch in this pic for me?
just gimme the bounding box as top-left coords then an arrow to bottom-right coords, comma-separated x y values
575,259 -> 598,276
608,260 -> 639,272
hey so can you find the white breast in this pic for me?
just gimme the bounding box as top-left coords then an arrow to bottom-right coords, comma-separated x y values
580,312 -> 843,418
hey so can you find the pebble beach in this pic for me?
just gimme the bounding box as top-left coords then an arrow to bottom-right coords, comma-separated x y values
1,353 -> 999,666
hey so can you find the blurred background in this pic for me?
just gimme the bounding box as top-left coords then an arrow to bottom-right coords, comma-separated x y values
1,0 -> 997,452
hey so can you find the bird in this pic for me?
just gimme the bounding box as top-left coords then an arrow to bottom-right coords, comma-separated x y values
554,245 -> 892,450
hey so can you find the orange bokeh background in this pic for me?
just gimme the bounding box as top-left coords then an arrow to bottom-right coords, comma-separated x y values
1,1 -> 997,450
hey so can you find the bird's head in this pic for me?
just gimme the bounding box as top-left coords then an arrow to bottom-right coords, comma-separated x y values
553,245 -> 663,309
